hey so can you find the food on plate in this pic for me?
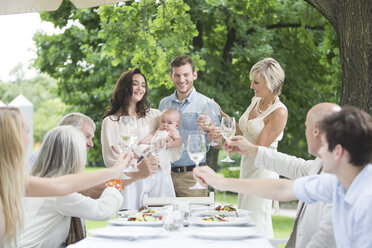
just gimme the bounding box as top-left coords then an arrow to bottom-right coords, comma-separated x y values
138,206 -> 160,214
201,214 -> 237,222
127,212 -> 162,222
214,205 -> 237,212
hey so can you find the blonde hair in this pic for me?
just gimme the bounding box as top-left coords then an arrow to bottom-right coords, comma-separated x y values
31,126 -> 87,178
0,107 -> 25,245
249,57 -> 285,95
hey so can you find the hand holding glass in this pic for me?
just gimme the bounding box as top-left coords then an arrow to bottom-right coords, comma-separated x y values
220,117 -> 236,163
188,134 -> 207,190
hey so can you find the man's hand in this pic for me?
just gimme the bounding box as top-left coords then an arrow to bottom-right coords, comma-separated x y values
225,136 -> 258,157
196,114 -> 211,132
193,166 -> 223,188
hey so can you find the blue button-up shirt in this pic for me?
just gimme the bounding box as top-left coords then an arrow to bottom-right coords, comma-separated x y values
159,88 -> 221,166
294,164 -> 372,248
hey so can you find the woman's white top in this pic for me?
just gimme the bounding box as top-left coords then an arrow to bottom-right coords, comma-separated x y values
101,108 -> 181,209
13,187 -> 122,248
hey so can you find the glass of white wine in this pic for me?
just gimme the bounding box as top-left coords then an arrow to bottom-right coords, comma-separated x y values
118,116 -> 138,179
188,134 -> 207,190
220,116 -> 236,163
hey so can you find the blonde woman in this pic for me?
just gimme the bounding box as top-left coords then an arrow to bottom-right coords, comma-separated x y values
0,107 -> 130,246
217,58 -> 288,237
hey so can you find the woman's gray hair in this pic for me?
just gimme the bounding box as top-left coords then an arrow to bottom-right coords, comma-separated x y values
249,58 -> 285,95
31,126 -> 87,178
58,112 -> 96,131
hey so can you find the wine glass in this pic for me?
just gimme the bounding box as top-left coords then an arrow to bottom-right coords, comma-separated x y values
146,131 -> 167,179
204,101 -> 219,146
220,117 -> 236,163
188,134 -> 207,190
150,131 -> 167,159
118,116 -> 138,179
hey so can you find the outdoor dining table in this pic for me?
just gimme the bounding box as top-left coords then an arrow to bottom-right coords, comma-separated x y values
67,206 -> 274,248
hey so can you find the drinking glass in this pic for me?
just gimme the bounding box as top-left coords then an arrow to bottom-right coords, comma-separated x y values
118,116 -> 138,179
148,131 -> 167,178
220,116 -> 236,163
204,101 -> 219,146
162,203 -> 184,231
188,134 -> 207,190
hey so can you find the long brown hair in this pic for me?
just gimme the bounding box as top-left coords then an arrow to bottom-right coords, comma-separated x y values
103,68 -> 150,119
0,107 -> 25,245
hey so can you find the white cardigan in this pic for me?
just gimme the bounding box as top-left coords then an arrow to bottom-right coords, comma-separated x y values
13,187 -> 122,248
255,147 -> 336,248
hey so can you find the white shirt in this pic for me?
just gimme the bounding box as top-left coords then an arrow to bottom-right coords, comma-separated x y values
12,187 -> 122,248
255,147 -> 335,248
294,164 -> 372,248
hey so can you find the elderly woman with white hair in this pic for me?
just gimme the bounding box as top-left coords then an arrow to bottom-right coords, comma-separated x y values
14,126 -> 125,248
218,58 -> 288,237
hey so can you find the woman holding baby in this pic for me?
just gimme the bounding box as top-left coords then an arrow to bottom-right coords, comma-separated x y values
101,68 -> 182,209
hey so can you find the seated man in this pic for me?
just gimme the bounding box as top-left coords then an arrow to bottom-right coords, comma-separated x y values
237,102 -> 339,248
193,106 -> 372,247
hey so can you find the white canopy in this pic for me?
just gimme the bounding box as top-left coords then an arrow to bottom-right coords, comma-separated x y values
0,0 -> 125,15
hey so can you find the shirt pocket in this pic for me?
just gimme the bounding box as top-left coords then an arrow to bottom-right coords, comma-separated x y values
180,112 -> 199,131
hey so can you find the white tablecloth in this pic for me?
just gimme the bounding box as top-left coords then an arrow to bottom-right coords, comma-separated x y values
68,223 -> 273,248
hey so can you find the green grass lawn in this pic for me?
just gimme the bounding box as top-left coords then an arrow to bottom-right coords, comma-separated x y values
84,167 -> 294,242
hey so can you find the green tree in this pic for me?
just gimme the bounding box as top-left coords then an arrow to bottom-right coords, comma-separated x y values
33,0 -> 340,165
0,65 -> 68,145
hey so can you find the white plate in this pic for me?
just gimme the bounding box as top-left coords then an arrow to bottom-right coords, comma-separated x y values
187,226 -> 260,240
118,209 -> 163,217
192,209 -> 251,217
89,226 -> 165,239
190,216 -> 254,226
109,217 -> 163,226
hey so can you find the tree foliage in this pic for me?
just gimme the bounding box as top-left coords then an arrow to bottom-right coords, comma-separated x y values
34,0 -> 340,163
0,66 -> 67,144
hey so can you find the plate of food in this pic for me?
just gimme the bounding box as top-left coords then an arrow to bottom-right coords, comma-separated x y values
190,214 -> 254,226
118,207 -> 163,217
109,212 -> 163,226
187,226 -> 260,240
89,226 -> 165,239
192,204 -> 251,217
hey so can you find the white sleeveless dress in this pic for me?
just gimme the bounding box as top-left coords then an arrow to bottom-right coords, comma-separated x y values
238,96 -> 285,238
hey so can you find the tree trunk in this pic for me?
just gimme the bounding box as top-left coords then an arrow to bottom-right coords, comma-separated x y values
305,0 -> 372,115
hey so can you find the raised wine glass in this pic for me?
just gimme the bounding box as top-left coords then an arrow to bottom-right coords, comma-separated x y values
150,130 -> 167,162
118,116 -> 138,179
188,133 -> 207,190
220,116 -> 236,163
204,100 -> 219,146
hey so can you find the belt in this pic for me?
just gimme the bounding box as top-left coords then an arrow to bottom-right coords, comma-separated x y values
171,163 -> 206,173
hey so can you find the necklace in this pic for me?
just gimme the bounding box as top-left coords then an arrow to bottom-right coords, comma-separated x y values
255,102 -> 263,115
255,97 -> 277,116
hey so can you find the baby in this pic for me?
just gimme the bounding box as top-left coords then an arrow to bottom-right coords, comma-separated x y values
140,108 -> 182,149
134,108 -> 184,202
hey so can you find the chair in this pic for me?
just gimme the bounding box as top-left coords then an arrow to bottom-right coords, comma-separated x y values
142,192 -> 215,207
268,238 -> 289,248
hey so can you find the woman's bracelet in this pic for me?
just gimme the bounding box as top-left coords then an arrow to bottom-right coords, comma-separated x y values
105,179 -> 124,192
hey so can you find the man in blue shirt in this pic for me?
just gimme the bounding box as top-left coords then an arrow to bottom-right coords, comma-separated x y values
193,106 -> 372,247
159,55 -> 221,197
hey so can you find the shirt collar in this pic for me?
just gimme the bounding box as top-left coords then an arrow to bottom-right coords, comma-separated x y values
171,87 -> 197,104
341,164 -> 371,204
